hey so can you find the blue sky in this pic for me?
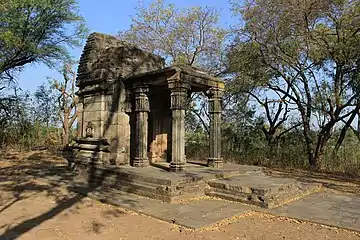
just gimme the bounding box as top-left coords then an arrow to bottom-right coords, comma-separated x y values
17,0 -> 234,93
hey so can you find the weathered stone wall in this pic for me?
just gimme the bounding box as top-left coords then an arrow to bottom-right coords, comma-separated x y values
75,32 -> 164,165
148,91 -> 171,162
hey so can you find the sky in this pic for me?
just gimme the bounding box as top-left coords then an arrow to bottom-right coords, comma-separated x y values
16,0 -> 235,93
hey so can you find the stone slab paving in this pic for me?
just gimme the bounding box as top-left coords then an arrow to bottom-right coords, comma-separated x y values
85,188 -> 360,231
22,165 -> 360,232
85,188 -> 255,229
268,191 -> 360,232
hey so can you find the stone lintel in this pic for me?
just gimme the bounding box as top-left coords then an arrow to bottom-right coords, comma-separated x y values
124,65 -> 224,92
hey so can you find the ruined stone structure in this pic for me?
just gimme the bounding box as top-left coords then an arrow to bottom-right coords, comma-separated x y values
66,33 -> 321,207
70,32 -> 224,172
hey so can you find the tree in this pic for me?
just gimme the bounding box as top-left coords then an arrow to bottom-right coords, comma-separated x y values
0,0 -> 87,83
118,0 -> 228,132
118,0 -> 227,76
34,83 -> 58,127
52,64 -> 78,146
0,87 -> 33,147
229,0 -> 360,168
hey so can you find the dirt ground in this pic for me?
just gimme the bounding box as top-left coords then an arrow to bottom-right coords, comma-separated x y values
0,150 -> 359,240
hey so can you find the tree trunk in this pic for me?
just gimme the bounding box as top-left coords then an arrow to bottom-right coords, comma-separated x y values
313,121 -> 334,169
299,109 -> 315,168
333,108 -> 360,156
62,111 -> 69,146
313,131 -> 331,169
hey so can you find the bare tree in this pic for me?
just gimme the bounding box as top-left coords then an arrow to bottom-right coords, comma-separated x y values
52,64 -> 78,146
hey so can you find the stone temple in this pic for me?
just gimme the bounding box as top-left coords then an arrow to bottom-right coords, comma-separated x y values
66,33 -> 320,206
71,32 -> 224,172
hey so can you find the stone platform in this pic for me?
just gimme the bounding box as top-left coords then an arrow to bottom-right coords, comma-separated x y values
206,172 -> 321,208
72,163 -> 321,207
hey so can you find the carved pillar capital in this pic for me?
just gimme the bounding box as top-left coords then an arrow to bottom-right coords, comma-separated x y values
134,85 -> 149,112
168,81 -> 190,110
206,87 -> 224,99
206,88 -> 223,114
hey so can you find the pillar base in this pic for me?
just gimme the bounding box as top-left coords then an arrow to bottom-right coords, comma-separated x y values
208,158 -> 223,168
170,162 -> 186,172
133,157 -> 149,167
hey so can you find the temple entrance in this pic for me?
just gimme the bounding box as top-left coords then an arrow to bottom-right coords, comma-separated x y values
124,65 -> 224,172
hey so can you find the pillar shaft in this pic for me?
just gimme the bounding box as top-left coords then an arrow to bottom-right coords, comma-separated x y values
207,88 -> 223,168
168,81 -> 190,172
133,86 -> 150,167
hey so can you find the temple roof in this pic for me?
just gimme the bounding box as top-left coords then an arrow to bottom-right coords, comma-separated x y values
123,65 -> 224,91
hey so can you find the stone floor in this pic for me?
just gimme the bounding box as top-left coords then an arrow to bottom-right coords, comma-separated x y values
270,191 -> 360,232
87,189 -> 254,229
82,187 -> 360,232
20,161 -> 360,232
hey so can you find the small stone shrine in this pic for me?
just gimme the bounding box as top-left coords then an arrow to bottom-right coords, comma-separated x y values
70,32 -> 224,172
66,33 -> 320,206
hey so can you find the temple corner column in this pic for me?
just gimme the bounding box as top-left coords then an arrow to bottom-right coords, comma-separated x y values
168,80 -> 190,172
206,87 -> 223,168
133,85 -> 150,167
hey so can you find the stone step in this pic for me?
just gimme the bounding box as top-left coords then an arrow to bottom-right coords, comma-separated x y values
205,191 -> 267,207
86,171 -> 207,203
205,174 -> 321,209
76,163 -> 208,187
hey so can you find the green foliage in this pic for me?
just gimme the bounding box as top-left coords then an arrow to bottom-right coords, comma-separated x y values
0,0 -> 87,82
118,0 -> 227,75
34,82 -> 59,127
228,0 -> 360,168
185,129 -> 209,161
0,86 -> 61,150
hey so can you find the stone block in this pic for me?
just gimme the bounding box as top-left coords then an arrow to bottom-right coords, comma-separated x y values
83,95 -> 103,104
83,102 -> 104,112
82,111 -> 108,122
77,32 -> 164,88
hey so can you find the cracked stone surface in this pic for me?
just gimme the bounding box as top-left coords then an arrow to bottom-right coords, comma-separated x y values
269,191 -> 360,232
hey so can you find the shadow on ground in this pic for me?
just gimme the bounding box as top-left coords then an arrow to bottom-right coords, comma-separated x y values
0,150 -> 138,239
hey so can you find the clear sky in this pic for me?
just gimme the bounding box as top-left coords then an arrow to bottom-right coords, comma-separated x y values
17,0 -> 234,93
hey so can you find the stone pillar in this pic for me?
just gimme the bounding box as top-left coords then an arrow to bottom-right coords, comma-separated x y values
168,81 -> 190,172
133,85 -> 150,167
207,88 -> 223,168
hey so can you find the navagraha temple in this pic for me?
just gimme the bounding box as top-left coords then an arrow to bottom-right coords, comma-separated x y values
65,33 -> 320,207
